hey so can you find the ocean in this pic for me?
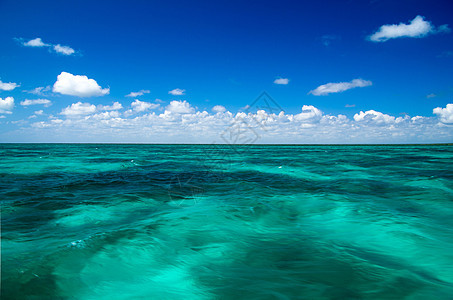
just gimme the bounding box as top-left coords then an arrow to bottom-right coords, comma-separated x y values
1,144 -> 453,299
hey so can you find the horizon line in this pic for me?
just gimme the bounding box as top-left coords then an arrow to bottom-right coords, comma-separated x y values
1,143 -> 452,146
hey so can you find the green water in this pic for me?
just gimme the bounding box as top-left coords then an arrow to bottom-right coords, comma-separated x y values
1,144 -> 453,299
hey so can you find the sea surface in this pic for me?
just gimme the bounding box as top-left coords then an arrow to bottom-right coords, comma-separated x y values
1,144 -> 453,299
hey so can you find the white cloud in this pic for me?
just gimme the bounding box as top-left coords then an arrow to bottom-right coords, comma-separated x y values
53,72 -> 109,97
20,99 -> 52,107
426,93 -> 437,99
309,79 -> 372,96
126,90 -> 150,97
60,102 -> 97,116
168,88 -> 185,96
24,86 -> 51,96
354,110 -> 395,124
34,110 -> 44,115
165,100 -> 194,114
54,44 -> 75,55
19,38 -> 76,55
212,105 -> 226,113
0,80 -> 20,91
368,16 -> 450,42
91,111 -> 121,120
0,97 -> 14,114
131,99 -> 160,112
274,78 -> 289,85
23,38 -> 48,47
433,104 -> 453,124
20,101 -> 452,144
99,102 -> 123,111
294,105 -> 323,122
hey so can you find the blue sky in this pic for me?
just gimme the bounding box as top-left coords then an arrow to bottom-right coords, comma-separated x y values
0,0 -> 452,143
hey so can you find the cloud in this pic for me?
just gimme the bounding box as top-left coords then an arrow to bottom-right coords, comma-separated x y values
165,100 -> 194,114
309,79 -> 372,96
426,93 -> 436,99
98,102 -> 123,111
353,110 -> 395,124
433,103 -> 453,124
294,105 -> 323,122
54,44 -> 75,55
212,105 -> 226,113
126,90 -> 150,97
23,38 -> 49,47
131,99 -> 160,112
29,110 -> 45,119
20,99 -> 52,107
168,88 -> 185,96
61,102 -> 97,116
53,72 -> 109,97
93,111 -> 122,119
61,101 -> 125,117
0,97 -> 14,114
0,80 -> 20,91
274,78 -> 289,85
345,104 -> 356,108
19,37 -> 76,55
368,16 -> 450,42
24,86 -> 51,95
22,101 -> 452,144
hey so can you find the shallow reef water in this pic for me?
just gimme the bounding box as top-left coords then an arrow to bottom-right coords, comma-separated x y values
1,144 -> 453,299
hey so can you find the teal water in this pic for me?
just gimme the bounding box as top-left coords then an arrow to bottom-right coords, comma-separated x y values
1,144 -> 453,299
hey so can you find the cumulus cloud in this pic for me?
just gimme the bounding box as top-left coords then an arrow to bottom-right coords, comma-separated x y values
354,110 -> 395,124
368,16 -> 450,42
274,78 -> 289,85
60,101 -> 125,117
0,80 -> 20,91
0,97 -> 14,114
433,104 -> 453,124
60,102 -> 97,116
91,111 -> 121,120
23,37 -> 48,47
168,88 -> 185,96
294,105 -> 323,122
131,99 -> 160,112
35,110 -> 44,115
212,105 -> 226,113
98,102 -> 123,111
23,101 -> 452,144
53,72 -> 109,97
54,44 -> 75,55
126,90 -> 150,97
309,79 -> 372,96
165,100 -> 195,114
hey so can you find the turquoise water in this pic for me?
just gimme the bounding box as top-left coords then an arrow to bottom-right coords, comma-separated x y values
1,144 -> 453,299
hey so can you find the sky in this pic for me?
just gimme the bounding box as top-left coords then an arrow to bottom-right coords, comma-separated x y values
0,0 -> 452,143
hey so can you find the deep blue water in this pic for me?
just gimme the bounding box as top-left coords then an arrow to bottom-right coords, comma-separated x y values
1,144 -> 453,299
